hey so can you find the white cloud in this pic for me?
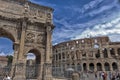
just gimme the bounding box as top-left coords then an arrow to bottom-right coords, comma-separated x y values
80,0 -> 104,13
27,53 -> 36,60
109,34 -> 120,42
73,17 -> 120,42
0,52 -> 6,56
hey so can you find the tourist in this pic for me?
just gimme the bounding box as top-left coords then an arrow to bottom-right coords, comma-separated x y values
104,72 -> 107,80
95,71 -> 98,80
111,75 -> 115,80
3,75 -> 11,80
108,72 -> 112,80
116,73 -> 120,80
101,72 -> 105,80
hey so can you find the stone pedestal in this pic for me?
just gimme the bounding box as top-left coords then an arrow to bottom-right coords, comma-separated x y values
44,63 -> 53,80
13,61 -> 26,80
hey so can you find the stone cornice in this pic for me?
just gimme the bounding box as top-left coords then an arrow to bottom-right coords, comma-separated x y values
0,14 -> 20,22
2,0 -> 54,12
0,15 -> 48,26
28,1 -> 54,12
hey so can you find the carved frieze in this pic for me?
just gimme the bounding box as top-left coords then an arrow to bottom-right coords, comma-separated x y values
37,33 -> 46,44
0,0 -> 23,18
25,32 -> 35,43
15,63 -> 25,75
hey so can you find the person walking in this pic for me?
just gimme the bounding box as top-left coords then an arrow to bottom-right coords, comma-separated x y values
116,73 -> 120,80
111,75 -> 115,80
95,72 -> 98,80
3,75 -> 11,80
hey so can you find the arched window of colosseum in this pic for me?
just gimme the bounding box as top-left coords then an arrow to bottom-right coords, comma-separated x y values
112,62 -> 118,71
52,55 -> 55,61
89,63 -> 94,71
88,51 -> 93,57
66,43 -> 69,46
56,54 -> 58,61
82,52 -> 86,57
67,64 -> 70,68
59,53 -> 61,60
104,62 -> 110,71
82,40 -> 84,43
56,50 -> 58,53
94,39 -> 97,43
66,53 -> 69,59
71,52 -> 75,60
117,48 -> 120,55
71,46 -> 75,50
103,48 -> 108,58
97,63 -> 102,71
76,41 -> 79,48
95,49 -> 100,58
83,63 -> 87,71
110,48 -> 115,56
72,63 -> 75,70
62,53 -> 65,59
94,44 -> 99,48
76,41 -> 79,44
77,63 -> 81,71
76,50 -> 79,59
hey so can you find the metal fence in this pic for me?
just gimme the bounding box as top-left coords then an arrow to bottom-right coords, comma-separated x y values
0,64 -> 40,80
1,65 -> 119,80
26,64 -> 40,79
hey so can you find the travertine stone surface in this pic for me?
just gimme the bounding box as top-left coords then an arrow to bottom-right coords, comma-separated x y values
0,0 -> 54,80
53,36 -> 120,74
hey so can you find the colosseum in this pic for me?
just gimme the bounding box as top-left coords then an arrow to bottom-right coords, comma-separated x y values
52,36 -> 120,76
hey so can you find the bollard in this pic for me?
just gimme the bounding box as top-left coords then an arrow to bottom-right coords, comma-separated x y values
72,72 -> 80,80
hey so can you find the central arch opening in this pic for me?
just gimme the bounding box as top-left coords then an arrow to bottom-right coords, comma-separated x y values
26,49 -> 41,79
0,28 -> 15,76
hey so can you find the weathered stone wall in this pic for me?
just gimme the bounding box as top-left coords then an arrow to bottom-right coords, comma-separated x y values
52,36 -> 120,75
0,0 -> 54,80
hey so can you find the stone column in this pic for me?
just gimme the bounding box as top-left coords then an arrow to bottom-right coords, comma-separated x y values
18,18 -> 27,60
107,48 -> 111,58
44,23 -> 53,80
38,54 -> 44,80
81,63 -> 83,72
100,49 -> 103,58
102,63 -> 105,71
87,62 -> 89,71
110,63 -> 113,71
117,61 -> 120,71
13,18 -> 27,80
94,63 -> 97,72
10,42 -> 19,78
115,48 -> 118,56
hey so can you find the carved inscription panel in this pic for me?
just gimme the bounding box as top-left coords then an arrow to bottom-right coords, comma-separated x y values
25,32 -> 35,43
0,0 -> 23,18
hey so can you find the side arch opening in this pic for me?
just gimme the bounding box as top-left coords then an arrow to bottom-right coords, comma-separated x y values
26,49 -> 41,79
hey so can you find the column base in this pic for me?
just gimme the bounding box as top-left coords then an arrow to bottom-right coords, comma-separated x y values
44,75 -> 52,80
13,76 -> 26,80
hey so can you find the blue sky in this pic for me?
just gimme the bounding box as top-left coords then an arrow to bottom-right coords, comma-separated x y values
29,0 -> 120,44
0,0 -> 120,55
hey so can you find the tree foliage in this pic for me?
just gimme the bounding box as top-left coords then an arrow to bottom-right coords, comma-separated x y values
6,55 -> 13,65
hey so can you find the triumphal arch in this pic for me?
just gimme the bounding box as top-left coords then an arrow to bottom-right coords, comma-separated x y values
0,0 -> 54,80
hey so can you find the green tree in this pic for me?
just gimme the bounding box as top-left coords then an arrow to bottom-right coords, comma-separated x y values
6,55 -> 13,65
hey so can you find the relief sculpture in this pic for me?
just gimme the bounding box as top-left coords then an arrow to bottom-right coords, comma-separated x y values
37,34 -> 45,44
25,32 -> 35,43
